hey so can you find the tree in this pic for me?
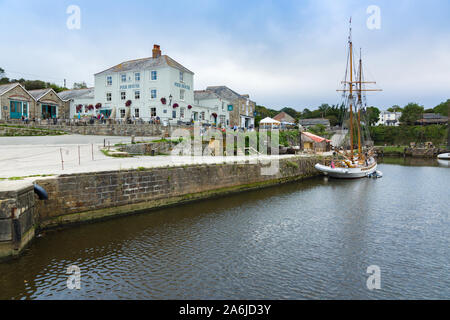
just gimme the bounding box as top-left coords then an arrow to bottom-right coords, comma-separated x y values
365,106 -> 381,126
0,67 -> 4,78
387,105 -> 402,112
434,99 -> 449,116
73,82 -> 87,89
318,103 -> 331,117
308,124 -> 327,137
399,103 -> 424,125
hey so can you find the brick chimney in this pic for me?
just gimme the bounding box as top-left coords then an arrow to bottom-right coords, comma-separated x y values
152,44 -> 161,59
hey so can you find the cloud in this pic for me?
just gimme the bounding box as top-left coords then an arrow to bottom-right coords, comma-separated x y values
1,0 -> 449,110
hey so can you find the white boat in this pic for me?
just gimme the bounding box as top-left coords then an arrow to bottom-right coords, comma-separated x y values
315,20 -> 382,179
315,158 -> 377,179
437,152 -> 450,160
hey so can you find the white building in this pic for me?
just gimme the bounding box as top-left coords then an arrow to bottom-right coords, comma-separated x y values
94,45 -> 198,124
194,90 -> 230,127
377,111 -> 402,126
58,88 -> 95,119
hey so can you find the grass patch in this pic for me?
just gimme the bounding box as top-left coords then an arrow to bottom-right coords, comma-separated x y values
286,161 -> 299,169
100,149 -> 132,158
0,174 -> 55,181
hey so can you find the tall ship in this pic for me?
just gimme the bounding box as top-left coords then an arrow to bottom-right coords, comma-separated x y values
315,20 -> 382,179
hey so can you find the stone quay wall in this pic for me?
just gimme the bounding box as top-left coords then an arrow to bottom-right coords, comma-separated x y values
0,183 -> 36,259
6,122 -> 193,137
0,156 -> 322,259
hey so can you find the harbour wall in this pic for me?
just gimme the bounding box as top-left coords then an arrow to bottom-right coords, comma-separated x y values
1,122 -> 185,137
0,156 -> 322,259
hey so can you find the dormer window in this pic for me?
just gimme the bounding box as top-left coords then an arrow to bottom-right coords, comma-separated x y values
135,72 -> 140,82
121,74 -> 126,83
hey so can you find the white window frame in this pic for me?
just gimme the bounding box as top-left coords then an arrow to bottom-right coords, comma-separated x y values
135,72 -> 140,82
134,108 -> 140,118
121,91 -> 126,100
106,92 -> 112,102
151,71 -> 157,81
121,74 -> 127,83
180,89 -> 185,101
180,107 -> 185,119
179,71 -> 184,83
135,90 -> 140,100
151,107 -> 156,117
106,76 -> 112,86
150,89 -> 157,99
120,109 -> 126,118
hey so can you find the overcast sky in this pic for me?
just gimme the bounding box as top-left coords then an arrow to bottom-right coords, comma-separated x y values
1,0 -> 449,111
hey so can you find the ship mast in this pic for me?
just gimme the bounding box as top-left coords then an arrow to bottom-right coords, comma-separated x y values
349,20 -> 354,162
357,49 -> 363,159
336,19 -> 383,163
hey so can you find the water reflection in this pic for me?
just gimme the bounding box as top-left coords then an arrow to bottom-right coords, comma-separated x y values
0,161 -> 449,300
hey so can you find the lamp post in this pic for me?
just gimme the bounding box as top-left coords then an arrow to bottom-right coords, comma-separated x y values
169,94 -> 172,106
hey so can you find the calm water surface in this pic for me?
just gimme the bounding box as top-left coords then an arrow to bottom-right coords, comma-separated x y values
0,158 -> 449,299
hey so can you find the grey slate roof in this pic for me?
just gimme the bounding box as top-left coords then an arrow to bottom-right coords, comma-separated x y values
95,55 -> 194,76
194,90 -> 221,100
27,88 -> 52,100
58,88 -> 94,101
298,118 -> 331,127
0,83 -> 20,96
423,113 -> 447,119
206,86 -> 243,101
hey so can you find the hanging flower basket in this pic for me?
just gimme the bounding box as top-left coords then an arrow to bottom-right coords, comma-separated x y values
95,103 -> 102,109
125,100 -> 132,107
212,113 -> 218,118
161,97 -> 167,105
84,106 -> 89,112
76,104 -> 82,113
188,105 -> 192,109
173,103 -> 179,109
88,104 -> 94,111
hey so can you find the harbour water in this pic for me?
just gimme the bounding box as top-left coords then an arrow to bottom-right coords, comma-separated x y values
0,158 -> 448,299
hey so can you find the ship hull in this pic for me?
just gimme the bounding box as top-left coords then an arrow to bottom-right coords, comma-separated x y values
315,161 -> 377,179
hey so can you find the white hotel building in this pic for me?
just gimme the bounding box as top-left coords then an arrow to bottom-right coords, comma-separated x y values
93,45 -> 228,125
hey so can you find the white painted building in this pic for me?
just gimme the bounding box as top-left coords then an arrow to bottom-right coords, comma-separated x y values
94,45 -> 201,124
377,111 -> 402,126
194,90 -> 230,127
58,88 -> 95,119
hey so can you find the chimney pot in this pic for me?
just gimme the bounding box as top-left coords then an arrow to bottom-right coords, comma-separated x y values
152,44 -> 161,59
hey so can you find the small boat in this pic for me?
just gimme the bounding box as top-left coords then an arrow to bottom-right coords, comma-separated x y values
437,153 -> 450,160
315,19 -> 382,179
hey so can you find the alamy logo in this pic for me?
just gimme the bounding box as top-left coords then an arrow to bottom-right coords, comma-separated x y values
169,123 -> 279,176
67,265 -> 81,290
366,265 -> 381,290
366,5 -> 381,30
66,5 -> 81,30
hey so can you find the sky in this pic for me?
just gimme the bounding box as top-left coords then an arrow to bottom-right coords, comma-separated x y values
0,0 -> 449,111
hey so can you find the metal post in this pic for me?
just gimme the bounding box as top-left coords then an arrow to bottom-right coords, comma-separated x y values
60,148 -> 64,170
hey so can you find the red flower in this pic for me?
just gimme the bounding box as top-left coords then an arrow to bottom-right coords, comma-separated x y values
95,103 -> 102,109
173,103 -> 179,108
125,100 -> 132,107
188,105 -> 192,109
88,104 -> 94,110
161,97 -> 167,105
76,104 -> 82,112
212,113 -> 217,117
